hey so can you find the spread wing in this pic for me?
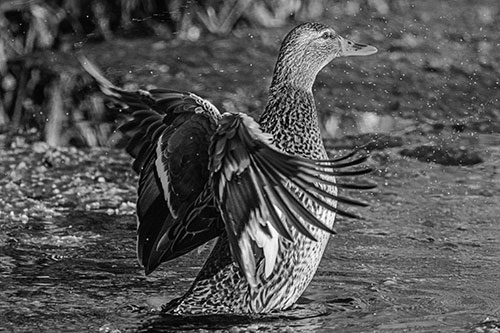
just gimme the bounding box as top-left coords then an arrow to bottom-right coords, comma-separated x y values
123,98 -> 223,274
210,113 -> 375,287
80,56 -> 374,283
80,57 -> 224,274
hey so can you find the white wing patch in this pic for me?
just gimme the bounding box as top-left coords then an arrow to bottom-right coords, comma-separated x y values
155,133 -> 177,218
235,165 -> 282,288
238,209 -> 280,288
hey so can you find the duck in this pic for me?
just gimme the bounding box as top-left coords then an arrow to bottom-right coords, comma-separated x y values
80,22 -> 377,314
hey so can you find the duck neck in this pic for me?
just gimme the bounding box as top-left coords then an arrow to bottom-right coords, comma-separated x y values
259,83 -> 325,158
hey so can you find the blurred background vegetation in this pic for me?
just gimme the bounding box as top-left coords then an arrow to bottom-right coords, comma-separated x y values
0,0 -> 338,146
0,0 -> 498,148
0,0 -> 332,146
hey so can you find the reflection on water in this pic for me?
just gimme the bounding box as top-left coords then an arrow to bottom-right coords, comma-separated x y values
138,302 -> 330,332
322,111 -> 415,139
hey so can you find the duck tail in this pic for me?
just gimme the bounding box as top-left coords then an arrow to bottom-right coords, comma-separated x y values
78,55 -> 155,112
78,55 -> 121,97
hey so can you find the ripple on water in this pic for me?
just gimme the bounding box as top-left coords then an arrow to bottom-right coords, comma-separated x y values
135,302 -> 330,332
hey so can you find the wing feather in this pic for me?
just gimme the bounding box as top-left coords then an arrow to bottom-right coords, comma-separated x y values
210,113 -> 374,286
80,56 -> 224,274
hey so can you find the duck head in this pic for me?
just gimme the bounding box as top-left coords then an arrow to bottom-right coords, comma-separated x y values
271,22 -> 377,91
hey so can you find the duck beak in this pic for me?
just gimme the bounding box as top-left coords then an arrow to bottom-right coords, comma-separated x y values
339,36 -> 377,57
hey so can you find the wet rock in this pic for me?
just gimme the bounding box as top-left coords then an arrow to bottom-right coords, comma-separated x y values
399,144 -> 483,166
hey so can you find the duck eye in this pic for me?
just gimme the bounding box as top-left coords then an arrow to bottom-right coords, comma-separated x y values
320,31 -> 335,39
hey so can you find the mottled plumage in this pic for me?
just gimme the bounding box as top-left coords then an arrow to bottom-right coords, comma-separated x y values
80,22 -> 377,314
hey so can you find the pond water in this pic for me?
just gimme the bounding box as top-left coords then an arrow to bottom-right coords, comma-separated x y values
1,124 -> 499,332
322,111 -> 415,138
2,0 -> 500,329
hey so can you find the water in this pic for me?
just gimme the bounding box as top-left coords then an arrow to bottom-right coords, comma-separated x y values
322,111 -> 415,139
2,0 -> 500,327
1,135 -> 499,332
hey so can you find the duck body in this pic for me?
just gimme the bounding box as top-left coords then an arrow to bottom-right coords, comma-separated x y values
81,22 -> 377,314
170,87 -> 332,314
